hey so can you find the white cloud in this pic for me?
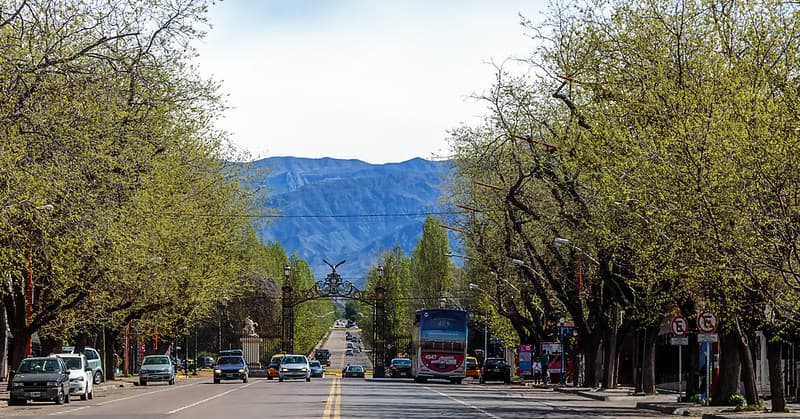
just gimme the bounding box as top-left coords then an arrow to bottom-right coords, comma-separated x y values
195,0 -> 547,163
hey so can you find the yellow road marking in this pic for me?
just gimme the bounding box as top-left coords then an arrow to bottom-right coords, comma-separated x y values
322,377 -> 341,418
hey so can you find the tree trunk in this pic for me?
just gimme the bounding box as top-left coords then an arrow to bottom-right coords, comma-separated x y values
573,352 -> 583,387
736,328 -> 759,406
6,329 -> 29,391
686,332 -> 701,399
0,307 -> 7,381
603,304 -> 619,388
579,333 -> 602,387
712,330 -> 741,404
104,328 -> 120,381
766,339 -> 786,413
642,325 -> 659,394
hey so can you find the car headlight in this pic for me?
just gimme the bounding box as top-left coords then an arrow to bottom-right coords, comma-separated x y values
214,369 -> 222,374
281,368 -> 288,372
300,367 -> 307,371
47,381 -> 58,387
12,381 -> 24,387
238,369 -> 245,373
71,376 -> 85,382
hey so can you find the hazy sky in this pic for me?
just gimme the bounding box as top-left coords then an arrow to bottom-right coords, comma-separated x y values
195,0 -> 548,164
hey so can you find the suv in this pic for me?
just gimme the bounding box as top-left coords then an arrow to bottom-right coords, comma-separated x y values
10,356 -> 71,405
480,357 -> 511,384
314,348 -> 331,366
278,354 -> 310,382
63,346 -> 103,384
214,355 -> 249,383
138,355 -> 176,386
59,353 -> 94,400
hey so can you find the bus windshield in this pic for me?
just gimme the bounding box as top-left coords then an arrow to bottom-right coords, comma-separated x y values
419,311 -> 467,351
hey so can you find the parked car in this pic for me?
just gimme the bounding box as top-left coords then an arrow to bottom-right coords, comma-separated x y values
9,356 -> 71,405
59,353 -> 94,400
480,357 -> 511,384
345,348 -> 354,356
139,355 -> 176,386
310,360 -> 325,378
267,353 -> 285,380
278,354 -> 311,382
214,355 -> 249,383
62,346 -> 104,384
465,356 -> 480,379
388,358 -> 412,378
200,356 -> 215,368
342,364 -> 365,378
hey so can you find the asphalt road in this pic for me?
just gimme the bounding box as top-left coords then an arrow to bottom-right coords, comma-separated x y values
0,375 -> 668,418
0,328 -> 664,418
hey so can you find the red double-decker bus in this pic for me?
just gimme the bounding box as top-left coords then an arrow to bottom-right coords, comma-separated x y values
410,308 -> 468,384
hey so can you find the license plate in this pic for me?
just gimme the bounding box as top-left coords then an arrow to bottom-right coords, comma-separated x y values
492,368 -> 499,372
225,374 -> 233,378
30,392 -> 40,397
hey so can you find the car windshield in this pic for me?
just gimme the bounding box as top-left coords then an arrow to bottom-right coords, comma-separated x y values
143,357 -> 170,365
62,357 -> 83,370
391,359 -> 411,366
282,356 -> 306,364
18,358 -> 59,373
310,361 -> 321,367
486,359 -> 506,367
217,356 -> 243,365
347,366 -> 363,372
466,358 -> 477,367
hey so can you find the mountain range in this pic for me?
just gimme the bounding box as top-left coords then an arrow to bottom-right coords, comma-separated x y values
250,157 -> 457,288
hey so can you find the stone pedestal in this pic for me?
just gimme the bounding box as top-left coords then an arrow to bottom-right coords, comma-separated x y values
240,336 -> 262,367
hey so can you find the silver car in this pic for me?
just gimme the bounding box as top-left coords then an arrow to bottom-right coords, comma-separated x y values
138,355 -> 176,386
278,354 -> 310,382
309,360 -> 325,378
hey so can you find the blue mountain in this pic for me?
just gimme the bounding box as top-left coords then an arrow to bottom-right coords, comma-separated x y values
251,157 -> 456,287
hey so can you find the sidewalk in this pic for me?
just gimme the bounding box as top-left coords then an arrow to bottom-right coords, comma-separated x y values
517,381 -> 800,418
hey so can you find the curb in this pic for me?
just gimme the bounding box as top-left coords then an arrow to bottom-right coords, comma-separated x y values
636,402 -> 708,416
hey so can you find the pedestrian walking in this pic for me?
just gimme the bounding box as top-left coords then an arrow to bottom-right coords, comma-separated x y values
540,351 -> 550,385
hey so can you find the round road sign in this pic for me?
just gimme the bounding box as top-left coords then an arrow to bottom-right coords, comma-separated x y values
697,311 -> 718,333
670,316 -> 688,337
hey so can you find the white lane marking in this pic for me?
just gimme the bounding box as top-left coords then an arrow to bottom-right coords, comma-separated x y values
424,386 -> 503,419
167,381 -> 254,414
95,381 -> 203,406
49,405 -> 90,416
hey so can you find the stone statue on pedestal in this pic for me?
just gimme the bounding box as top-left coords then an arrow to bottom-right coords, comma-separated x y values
242,316 -> 259,337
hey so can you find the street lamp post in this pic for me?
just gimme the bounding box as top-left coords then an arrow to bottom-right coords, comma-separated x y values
559,317 -> 566,385
218,297 -> 228,354
373,265 -> 386,378
468,283 -> 489,364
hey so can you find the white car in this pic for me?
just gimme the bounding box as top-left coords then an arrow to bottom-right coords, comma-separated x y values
63,346 -> 104,384
58,353 -> 93,400
278,354 -> 311,382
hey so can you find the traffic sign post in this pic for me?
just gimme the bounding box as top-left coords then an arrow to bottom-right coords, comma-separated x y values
670,315 -> 688,402
697,312 -> 718,401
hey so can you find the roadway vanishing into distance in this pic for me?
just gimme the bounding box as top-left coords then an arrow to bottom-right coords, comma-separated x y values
1,327 -> 662,418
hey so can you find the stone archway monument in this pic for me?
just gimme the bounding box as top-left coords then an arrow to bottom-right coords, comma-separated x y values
281,260 -> 387,378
